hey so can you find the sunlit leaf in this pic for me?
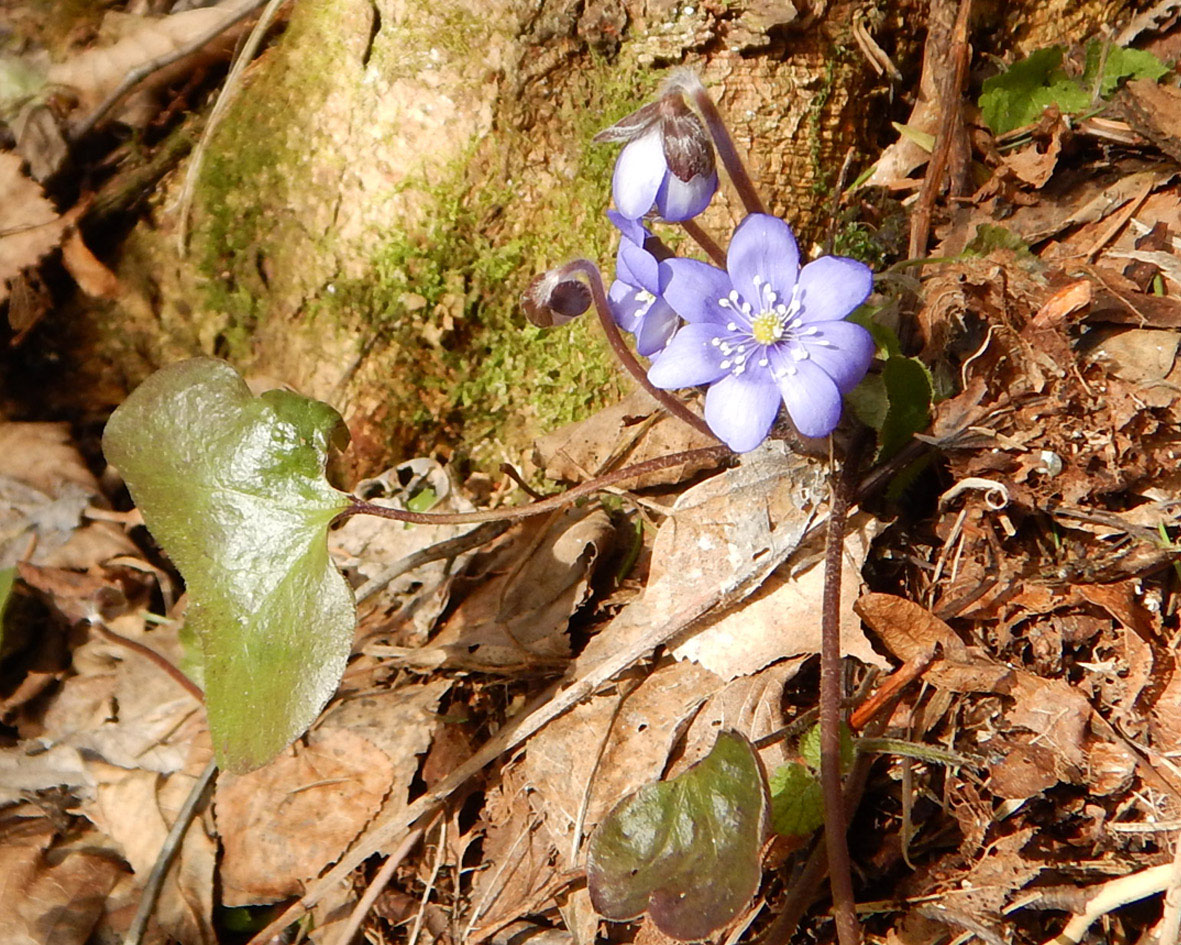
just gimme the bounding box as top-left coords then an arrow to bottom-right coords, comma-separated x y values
102,358 -> 354,773
1083,40 -> 1168,97
0,566 -> 14,657
979,46 -> 1090,134
586,730 -> 766,941
768,762 -> 823,838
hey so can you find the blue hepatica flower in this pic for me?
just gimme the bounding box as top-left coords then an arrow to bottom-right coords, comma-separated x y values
649,214 -> 875,452
607,211 -> 680,357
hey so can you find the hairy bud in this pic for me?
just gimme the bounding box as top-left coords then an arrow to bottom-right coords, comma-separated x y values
594,92 -> 714,184
522,271 -> 591,327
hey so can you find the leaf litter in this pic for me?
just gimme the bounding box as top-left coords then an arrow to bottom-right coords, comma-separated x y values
8,5 -> 1181,945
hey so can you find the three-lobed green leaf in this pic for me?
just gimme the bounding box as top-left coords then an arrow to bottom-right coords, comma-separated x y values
586,730 -> 767,941
102,358 -> 355,773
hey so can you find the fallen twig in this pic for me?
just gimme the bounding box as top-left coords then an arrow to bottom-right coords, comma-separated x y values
123,758 -> 218,945
1010,864 -> 1175,945
907,0 -> 972,259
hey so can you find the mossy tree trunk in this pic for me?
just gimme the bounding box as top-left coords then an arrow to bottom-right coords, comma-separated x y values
56,0 -> 1128,476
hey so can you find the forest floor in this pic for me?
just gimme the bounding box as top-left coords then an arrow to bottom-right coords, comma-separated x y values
5,2 -> 1181,945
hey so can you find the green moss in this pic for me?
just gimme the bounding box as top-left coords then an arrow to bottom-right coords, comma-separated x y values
188,4 -> 665,469
318,55 -> 661,467
190,0 -> 357,352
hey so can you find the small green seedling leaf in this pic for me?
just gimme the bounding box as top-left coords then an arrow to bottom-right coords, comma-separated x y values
1083,40 -> 1168,97
0,566 -> 15,659
768,763 -> 824,838
102,358 -> 354,773
770,723 -> 857,839
586,730 -> 767,941
963,224 -> 1034,259
878,356 -> 933,461
979,46 -> 1091,134
799,721 -> 856,773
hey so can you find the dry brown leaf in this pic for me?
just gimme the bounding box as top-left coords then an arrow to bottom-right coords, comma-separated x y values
1005,670 -> 1091,774
525,660 -> 723,838
533,389 -> 717,487
467,763 -> 555,938
1001,111 -> 1067,188
60,228 -> 120,298
672,512 -> 881,679
854,592 -> 967,662
0,152 -> 65,303
0,818 -> 126,945
431,506 -> 613,669
0,422 -> 137,571
675,660 -> 805,775
215,728 -> 396,906
46,0 -> 253,115
84,758 -> 217,944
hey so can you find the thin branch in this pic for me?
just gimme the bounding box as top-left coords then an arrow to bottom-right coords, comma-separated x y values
68,0 -> 267,143
907,0 -> 972,259
354,520 -> 511,604
123,758 -> 218,945
92,620 -> 203,702
176,0 -> 289,253
331,824 -> 427,945
342,444 -> 732,526
680,218 -> 727,267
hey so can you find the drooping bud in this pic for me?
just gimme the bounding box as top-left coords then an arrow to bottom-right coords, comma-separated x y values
595,91 -> 717,222
658,94 -> 714,183
521,270 -> 591,328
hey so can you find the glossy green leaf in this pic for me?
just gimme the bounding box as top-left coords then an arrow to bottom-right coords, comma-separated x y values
586,730 -> 767,941
102,358 -> 354,773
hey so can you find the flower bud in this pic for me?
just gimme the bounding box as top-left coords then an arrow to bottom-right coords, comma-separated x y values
595,92 -> 717,222
521,270 -> 591,327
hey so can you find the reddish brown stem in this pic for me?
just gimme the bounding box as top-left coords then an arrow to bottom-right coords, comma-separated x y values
92,621 -> 204,702
820,454 -> 862,945
680,218 -> 727,267
671,71 -> 767,217
342,444 -> 733,526
555,259 -> 718,442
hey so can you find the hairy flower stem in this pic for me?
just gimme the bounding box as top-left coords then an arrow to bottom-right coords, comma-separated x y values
679,218 -> 727,267
343,444 -> 733,526
558,259 -> 719,442
820,448 -> 864,945
671,71 -> 767,217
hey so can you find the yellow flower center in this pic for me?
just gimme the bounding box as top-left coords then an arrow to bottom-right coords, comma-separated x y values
750,311 -> 783,346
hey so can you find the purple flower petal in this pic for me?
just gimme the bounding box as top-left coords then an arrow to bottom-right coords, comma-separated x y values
727,214 -> 799,310
617,238 -> 660,294
608,279 -> 648,334
648,323 -> 729,389
608,210 -> 648,246
634,298 -> 679,357
799,320 -> 876,393
655,169 -> 718,222
612,130 -> 666,219
703,373 -> 782,452
660,257 -> 733,326
769,353 -> 842,438
795,256 -> 873,323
